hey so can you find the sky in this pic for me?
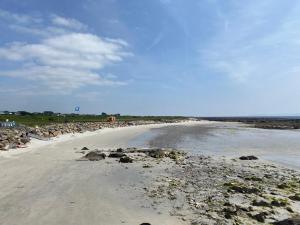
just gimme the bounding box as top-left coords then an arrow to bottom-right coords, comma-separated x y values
0,0 -> 300,116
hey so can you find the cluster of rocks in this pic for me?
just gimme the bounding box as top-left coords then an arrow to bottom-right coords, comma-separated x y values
0,120 -> 174,151
74,146 -> 300,224
144,155 -> 300,225
30,121 -> 162,138
77,147 -> 186,164
0,128 -> 30,150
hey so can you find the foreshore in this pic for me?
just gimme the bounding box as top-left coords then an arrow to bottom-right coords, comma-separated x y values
0,120 -> 193,152
0,121 -> 299,225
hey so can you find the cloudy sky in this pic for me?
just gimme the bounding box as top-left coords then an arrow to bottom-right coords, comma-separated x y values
0,0 -> 300,116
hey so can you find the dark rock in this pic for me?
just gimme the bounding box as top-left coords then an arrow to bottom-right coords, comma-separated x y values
81,147 -> 89,150
289,193 -> 300,201
116,148 -> 124,153
224,182 -> 260,194
223,206 -> 237,219
273,216 -> 300,225
239,155 -> 258,160
84,151 -> 106,161
109,152 -> 126,158
140,223 -> 151,225
277,183 -> 290,189
252,199 -> 271,207
245,176 -> 263,181
271,198 -> 289,207
250,212 -> 268,223
119,156 -> 133,163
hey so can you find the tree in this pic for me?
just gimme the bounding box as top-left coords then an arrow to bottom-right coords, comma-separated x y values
17,111 -> 32,116
43,111 -> 54,115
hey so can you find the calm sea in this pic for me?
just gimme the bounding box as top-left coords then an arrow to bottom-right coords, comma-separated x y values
129,122 -> 300,170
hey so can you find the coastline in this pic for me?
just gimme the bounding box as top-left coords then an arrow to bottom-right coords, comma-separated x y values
0,120 -> 299,224
0,120 -> 208,158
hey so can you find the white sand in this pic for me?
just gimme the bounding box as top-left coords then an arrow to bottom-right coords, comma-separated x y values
0,121 -> 205,225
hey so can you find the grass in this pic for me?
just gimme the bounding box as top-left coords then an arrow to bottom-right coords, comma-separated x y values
0,114 -> 187,127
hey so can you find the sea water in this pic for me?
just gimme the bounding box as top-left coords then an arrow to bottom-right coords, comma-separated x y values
129,122 -> 300,170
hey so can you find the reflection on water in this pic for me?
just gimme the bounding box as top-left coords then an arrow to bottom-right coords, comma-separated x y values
129,122 -> 300,170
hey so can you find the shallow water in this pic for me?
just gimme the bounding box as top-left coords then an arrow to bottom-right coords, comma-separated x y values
129,122 -> 300,170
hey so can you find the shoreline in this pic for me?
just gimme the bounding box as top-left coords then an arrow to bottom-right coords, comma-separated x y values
0,120 -> 208,158
0,121 -> 299,224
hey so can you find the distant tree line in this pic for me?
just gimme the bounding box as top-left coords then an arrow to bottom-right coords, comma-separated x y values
0,110 -> 121,117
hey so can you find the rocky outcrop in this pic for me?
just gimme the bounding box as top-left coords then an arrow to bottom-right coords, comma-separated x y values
0,128 -> 30,150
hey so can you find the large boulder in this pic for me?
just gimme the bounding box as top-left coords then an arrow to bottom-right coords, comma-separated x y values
239,155 -> 258,160
84,151 -> 106,161
119,156 -> 133,163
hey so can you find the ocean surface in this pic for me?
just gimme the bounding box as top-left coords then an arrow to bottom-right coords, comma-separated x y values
129,121 -> 300,170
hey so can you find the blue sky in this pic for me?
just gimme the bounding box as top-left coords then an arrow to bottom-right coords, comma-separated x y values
0,0 -> 300,116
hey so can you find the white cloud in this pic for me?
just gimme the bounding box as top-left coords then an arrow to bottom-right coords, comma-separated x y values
51,15 -> 87,30
0,9 -> 42,24
0,11 -> 131,94
8,24 -> 69,37
0,33 -> 129,69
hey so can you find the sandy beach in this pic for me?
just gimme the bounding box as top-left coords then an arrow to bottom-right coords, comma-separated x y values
0,121 -> 299,225
0,121 -> 201,225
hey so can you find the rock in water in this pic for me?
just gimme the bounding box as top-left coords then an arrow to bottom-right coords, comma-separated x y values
119,156 -> 133,163
239,155 -> 258,160
84,151 -> 106,161
81,147 -> 89,150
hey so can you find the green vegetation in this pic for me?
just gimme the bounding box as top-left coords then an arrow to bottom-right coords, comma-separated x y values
0,113 -> 187,127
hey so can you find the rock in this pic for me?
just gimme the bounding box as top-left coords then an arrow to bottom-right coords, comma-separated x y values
289,193 -> 300,201
109,152 -> 126,158
148,149 -> 167,158
167,150 -> 186,162
119,156 -> 133,163
250,212 -> 268,223
239,155 -> 258,160
273,216 -> 300,225
271,198 -> 289,207
20,138 -> 30,144
49,130 -> 61,137
143,164 -> 152,168
140,223 -> 151,225
116,148 -> 124,153
224,182 -> 260,194
81,147 -> 89,150
84,151 -> 106,161
223,206 -> 237,219
252,199 -> 272,207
